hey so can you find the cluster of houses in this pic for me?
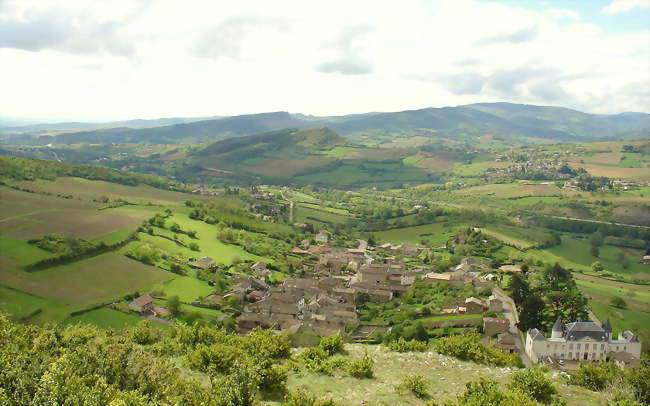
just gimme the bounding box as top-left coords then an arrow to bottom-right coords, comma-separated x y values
423,257 -> 493,289
225,239 -> 440,337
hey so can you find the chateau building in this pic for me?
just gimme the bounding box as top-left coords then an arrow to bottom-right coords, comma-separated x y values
525,318 -> 642,366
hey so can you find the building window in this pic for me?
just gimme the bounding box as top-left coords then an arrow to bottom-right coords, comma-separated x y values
569,343 -> 573,349
577,344 -> 581,349
569,352 -> 572,358
601,344 -> 605,350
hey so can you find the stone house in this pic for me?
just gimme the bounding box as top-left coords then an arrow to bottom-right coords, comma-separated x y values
483,317 -> 510,336
463,297 -> 484,314
128,294 -> 154,314
495,332 -> 518,353
486,295 -> 503,312
191,256 -> 215,270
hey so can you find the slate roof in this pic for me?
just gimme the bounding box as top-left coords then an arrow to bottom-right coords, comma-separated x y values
564,321 -> 607,341
602,319 -> 612,333
552,317 -> 563,332
620,330 -> 639,343
528,328 -> 545,341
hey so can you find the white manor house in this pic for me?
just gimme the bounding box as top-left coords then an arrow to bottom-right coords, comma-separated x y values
525,318 -> 642,366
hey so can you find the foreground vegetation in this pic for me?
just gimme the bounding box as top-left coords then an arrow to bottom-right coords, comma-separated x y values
4,313 -> 646,405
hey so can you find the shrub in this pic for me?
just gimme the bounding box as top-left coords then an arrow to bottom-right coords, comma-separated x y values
395,374 -> 429,399
189,242 -> 200,251
453,378 -> 537,406
186,343 -> 245,374
626,358 -> 650,404
507,367 -> 557,403
387,338 -> 428,352
610,296 -> 627,309
319,333 -> 344,356
433,333 -> 522,367
568,361 -> 623,391
283,389 -> 337,406
347,351 -> 374,379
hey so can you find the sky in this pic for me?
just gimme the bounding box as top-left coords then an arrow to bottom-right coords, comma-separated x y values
0,0 -> 649,122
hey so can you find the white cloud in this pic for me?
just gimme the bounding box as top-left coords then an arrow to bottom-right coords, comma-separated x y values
0,0 -> 648,121
602,0 -> 650,14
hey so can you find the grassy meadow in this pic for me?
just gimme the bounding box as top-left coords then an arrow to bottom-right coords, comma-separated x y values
374,222 -> 460,245
274,344 -> 602,406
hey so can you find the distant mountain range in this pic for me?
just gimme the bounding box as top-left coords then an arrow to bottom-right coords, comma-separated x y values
2,103 -> 648,146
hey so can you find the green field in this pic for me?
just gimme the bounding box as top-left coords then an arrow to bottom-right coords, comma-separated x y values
297,202 -> 352,216
64,307 -> 143,328
528,235 -> 649,280
294,206 -> 352,225
121,212 -> 272,267
296,163 -> 430,188
480,224 -> 552,250
0,253 -> 172,305
0,236 -> 53,265
374,222 -> 459,245
0,285 -> 60,320
153,276 -> 215,303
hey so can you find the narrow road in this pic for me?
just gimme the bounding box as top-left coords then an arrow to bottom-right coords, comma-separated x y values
280,191 -> 294,223
493,287 -> 532,367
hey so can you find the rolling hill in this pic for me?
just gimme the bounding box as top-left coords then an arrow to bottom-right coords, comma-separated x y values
4,103 -> 648,147
185,127 -> 434,187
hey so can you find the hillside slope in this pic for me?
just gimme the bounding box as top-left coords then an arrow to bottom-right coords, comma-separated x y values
24,112 -> 311,145
7,103 -> 648,146
331,103 -> 650,144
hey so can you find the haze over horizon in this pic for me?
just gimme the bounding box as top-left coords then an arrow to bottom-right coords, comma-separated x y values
1,0 -> 649,122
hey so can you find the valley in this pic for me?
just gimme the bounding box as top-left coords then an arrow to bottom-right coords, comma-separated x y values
0,104 -> 649,405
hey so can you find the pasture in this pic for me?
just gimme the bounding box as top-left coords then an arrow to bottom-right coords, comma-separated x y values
571,162 -> 650,180
64,307 -> 142,329
152,276 -> 214,303
450,161 -> 513,177
0,184 -> 150,241
296,163 -> 430,188
294,206 -> 352,225
374,222 -> 459,245
151,213 -> 271,265
11,176 -> 214,206
297,202 -> 352,216
246,157 -> 330,178
0,284 -> 59,320
528,235 -> 649,280
0,253 -> 172,305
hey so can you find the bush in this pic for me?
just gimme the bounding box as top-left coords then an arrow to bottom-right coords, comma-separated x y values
610,296 -> 627,309
452,378 -> 537,406
319,333 -> 344,356
395,374 -> 429,399
283,389 -> 337,406
507,368 -> 557,403
347,351 -> 374,379
626,358 -> 650,404
568,361 -> 623,391
433,333 -> 522,367
387,338 -> 428,352
189,242 -> 200,251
